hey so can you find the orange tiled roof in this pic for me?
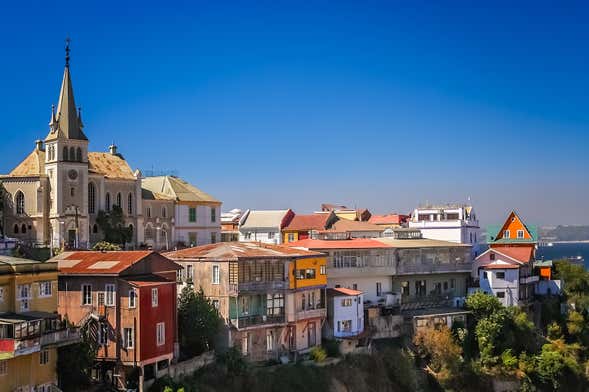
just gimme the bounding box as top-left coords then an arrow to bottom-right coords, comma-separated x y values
8,149 -> 45,177
483,263 -> 520,269
490,246 -> 535,263
88,152 -> 135,179
368,214 -> 408,225
283,214 -> 331,231
287,238 -> 391,250
165,242 -> 323,261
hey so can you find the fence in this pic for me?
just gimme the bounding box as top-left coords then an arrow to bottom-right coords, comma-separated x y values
144,351 -> 216,389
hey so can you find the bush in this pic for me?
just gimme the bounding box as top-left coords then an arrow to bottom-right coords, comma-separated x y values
310,346 -> 327,363
92,241 -> 122,251
322,338 -> 341,357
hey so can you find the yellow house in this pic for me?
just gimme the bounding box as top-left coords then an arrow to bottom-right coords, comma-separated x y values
0,255 -> 79,392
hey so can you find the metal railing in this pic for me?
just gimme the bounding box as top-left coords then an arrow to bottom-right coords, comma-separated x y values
40,328 -> 81,347
230,314 -> 285,329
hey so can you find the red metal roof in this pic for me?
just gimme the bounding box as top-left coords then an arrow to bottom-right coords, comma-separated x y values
483,263 -> 520,269
165,242 -> 323,261
368,214 -> 409,225
287,238 -> 391,250
124,274 -> 174,287
489,246 -> 535,263
56,251 -> 154,274
329,287 -> 363,296
283,214 -> 331,231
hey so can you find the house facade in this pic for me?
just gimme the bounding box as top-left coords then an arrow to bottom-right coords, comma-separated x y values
0,255 -> 79,392
409,204 -> 480,255
282,212 -> 337,243
238,209 -> 294,244
55,251 -> 181,391
325,287 -> 364,339
220,209 -> 242,242
166,242 -> 327,361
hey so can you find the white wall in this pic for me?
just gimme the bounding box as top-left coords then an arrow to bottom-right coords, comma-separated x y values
238,229 -> 282,244
479,268 -> 520,306
327,276 -> 391,304
174,204 -> 221,246
331,293 -> 364,338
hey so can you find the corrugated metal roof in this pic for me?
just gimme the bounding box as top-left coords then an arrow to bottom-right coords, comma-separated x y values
328,287 -> 363,296
283,214 -> 331,231
240,210 -> 291,229
55,251 -> 153,274
165,242 -> 323,261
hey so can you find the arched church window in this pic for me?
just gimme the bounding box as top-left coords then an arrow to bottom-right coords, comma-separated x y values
128,193 -> 133,215
93,224 -> 98,234
14,224 -> 19,234
88,183 -> 96,214
15,191 -> 25,215
69,147 -> 75,161
21,224 -> 27,234
105,193 -> 111,211
76,147 -> 82,162
63,146 -> 68,161
116,193 -> 122,208
145,226 -> 153,240
128,224 -> 134,237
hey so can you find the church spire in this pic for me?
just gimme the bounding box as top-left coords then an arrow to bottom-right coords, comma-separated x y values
45,38 -> 88,142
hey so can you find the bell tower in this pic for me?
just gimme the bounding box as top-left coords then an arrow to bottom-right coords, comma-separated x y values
44,38 -> 90,249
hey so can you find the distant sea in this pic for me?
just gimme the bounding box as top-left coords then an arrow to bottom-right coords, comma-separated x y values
536,242 -> 589,268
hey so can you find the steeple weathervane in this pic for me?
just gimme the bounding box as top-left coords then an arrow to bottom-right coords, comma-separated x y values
65,37 -> 71,68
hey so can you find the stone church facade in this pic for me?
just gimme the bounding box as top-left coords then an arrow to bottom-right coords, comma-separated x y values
0,47 -> 220,250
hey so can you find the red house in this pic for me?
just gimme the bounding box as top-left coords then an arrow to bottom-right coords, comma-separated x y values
55,251 -> 181,391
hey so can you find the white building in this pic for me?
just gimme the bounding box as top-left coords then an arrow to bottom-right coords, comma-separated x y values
141,176 -> 221,247
238,209 -> 294,244
409,204 -> 480,255
326,288 -> 364,338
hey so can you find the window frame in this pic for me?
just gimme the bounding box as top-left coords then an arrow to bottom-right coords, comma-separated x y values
105,284 -> 116,307
516,230 -> 525,239
39,349 -> 49,365
212,265 -> 220,284
123,327 -> 134,349
188,207 -> 197,223
156,322 -> 165,346
151,288 -> 159,307
128,289 -> 137,308
503,230 -> 510,239
82,284 -> 92,305
39,281 -> 52,298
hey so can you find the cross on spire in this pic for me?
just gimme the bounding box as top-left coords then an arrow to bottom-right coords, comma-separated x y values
65,37 -> 71,67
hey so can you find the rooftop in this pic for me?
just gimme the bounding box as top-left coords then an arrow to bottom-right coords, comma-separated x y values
319,219 -> 383,233
55,250 -> 158,274
488,246 -> 535,263
287,238 -> 391,250
375,237 -> 471,249
328,287 -> 363,296
88,152 -> 136,180
368,214 -> 408,225
165,241 -> 323,261
283,213 -> 333,231
239,209 -> 292,229
142,176 -> 220,203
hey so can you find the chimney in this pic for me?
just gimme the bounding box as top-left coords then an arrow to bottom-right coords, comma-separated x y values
109,144 -> 118,155
35,139 -> 44,151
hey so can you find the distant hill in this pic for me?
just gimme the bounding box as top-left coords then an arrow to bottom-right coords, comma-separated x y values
540,225 -> 589,242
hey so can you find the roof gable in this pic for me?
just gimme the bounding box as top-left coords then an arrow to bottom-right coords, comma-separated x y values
8,148 -> 45,177
88,152 -> 135,180
487,211 -> 537,244
55,251 -> 180,275
141,176 -> 219,203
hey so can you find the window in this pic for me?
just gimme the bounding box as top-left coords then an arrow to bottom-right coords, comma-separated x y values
0,287 -> 4,303
127,193 -> 133,215
241,333 -> 249,355
123,328 -> 134,349
76,147 -> 82,162
116,192 -> 122,208
156,322 -> 165,346
145,226 -> 153,240
63,146 -> 68,161
212,265 -> 220,284
105,284 -> 115,306
98,323 -> 108,345
151,288 -> 158,307
341,298 -> 352,307
188,232 -> 197,246
39,281 -> 52,297
146,207 -> 151,218
320,265 -> 326,275
268,232 -> 275,239
266,330 -> 274,352
212,299 -> 220,310
517,230 -> 524,239
15,191 -> 25,214
186,265 -> 194,282
483,271 -> 488,280
21,224 -> 27,234
339,320 -> 352,332
443,281 -> 448,291
17,284 -> 31,300
496,272 -> 505,279
503,230 -> 510,239
490,253 -> 496,261
70,147 -> 75,161
82,284 -> 92,305
266,293 -> 284,316
211,207 -> 216,223
211,232 -> 217,244
401,281 -> 409,296
128,290 -> 136,308
0,360 -> 6,376
39,349 -> 49,365
287,233 -> 295,242
162,206 -> 167,218
496,291 -> 505,299
244,232 -> 252,240
105,193 -> 111,211
13,224 -> 18,234
376,282 -> 382,297
450,278 -> 455,289
189,207 -> 197,222
92,224 -> 98,234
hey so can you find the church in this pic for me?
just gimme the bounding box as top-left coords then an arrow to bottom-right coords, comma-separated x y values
0,43 -> 221,250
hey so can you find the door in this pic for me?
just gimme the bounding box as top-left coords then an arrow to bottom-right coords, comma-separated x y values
68,229 -> 76,248
307,322 -> 316,347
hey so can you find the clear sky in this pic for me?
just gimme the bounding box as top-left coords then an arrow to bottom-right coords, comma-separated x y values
1,1 -> 588,226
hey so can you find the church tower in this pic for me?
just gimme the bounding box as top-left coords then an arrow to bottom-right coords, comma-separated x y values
44,39 -> 90,248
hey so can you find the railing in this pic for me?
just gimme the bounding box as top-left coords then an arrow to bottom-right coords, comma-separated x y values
230,314 -> 285,329
334,330 -> 363,338
396,262 -> 472,274
295,307 -> 327,321
520,276 -> 540,284
234,281 -> 289,292
399,295 -> 453,311
0,336 -> 40,358
40,328 -> 81,347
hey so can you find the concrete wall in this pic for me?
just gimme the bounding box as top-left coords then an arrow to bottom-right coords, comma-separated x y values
330,293 -> 364,338
327,275 -> 391,304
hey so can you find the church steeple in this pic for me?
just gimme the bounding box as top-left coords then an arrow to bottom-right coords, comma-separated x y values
45,38 -> 88,142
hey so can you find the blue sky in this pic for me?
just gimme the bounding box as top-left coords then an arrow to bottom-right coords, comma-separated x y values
1,1 -> 588,226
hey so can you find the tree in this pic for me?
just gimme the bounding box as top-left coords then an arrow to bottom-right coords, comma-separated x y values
95,205 -> 132,246
57,322 -> 98,391
92,241 -> 122,251
178,285 -> 222,358
413,325 -> 462,384
465,291 -> 503,321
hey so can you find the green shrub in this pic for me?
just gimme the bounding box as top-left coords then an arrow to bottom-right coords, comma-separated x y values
322,338 -> 341,357
310,346 -> 327,363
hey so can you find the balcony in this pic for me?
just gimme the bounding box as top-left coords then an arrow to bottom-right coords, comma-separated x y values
520,276 -> 540,285
231,280 -> 289,294
0,336 -> 40,359
287,306 -> 327,322
230,314 -> 285,329
41,328 -> 81,348
396,262 -> 472,275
